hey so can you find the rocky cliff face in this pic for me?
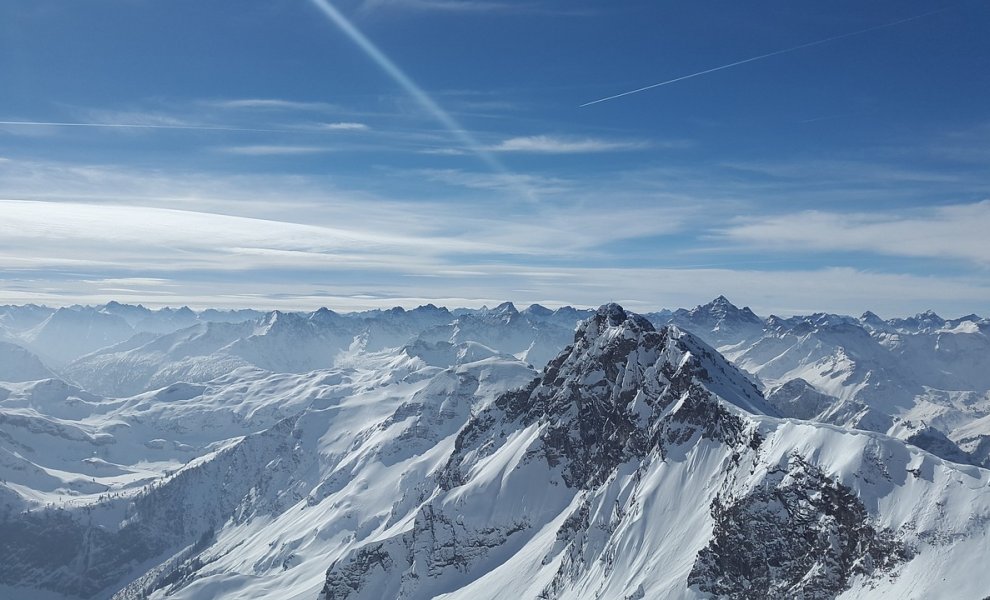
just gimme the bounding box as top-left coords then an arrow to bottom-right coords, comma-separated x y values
689,454 -> 908,599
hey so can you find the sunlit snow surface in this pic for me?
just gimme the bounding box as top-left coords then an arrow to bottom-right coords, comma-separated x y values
0,300 -> 988,599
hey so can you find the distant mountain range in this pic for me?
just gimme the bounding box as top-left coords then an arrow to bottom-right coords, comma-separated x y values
1,299 -> 989,599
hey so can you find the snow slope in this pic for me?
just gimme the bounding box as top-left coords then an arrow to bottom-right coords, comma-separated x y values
661,297 -> 990,468
62,304 -> 582,398
0,342 -> 56,382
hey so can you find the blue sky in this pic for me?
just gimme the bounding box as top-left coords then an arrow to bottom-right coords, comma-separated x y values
1,0 -> 988,316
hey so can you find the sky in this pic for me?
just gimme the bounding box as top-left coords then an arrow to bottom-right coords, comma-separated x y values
0,0 -> 988,317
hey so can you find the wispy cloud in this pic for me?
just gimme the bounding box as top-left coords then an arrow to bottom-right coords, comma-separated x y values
719,201 -> 990,265
218,145 -> 338,156
360,0 -> 595,16
0,119 -> 283,134
2,260 -> 986,317
207,98 -> 341,112
360,0 -> 583,14
362,0 -> 517,12
78,109 -> 194,128
488,135 -> 649,154
722,159 -> 967,185
318,121 -> 370,131
1,157 -> 987,316
0,158 -> 696,272
413,168 -> 574,194
419,148 -> 468,156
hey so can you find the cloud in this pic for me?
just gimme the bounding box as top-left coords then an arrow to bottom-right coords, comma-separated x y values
78,109 -> 194,128
361,0 -> 532,13
1,261 -> 986,318
488,135 -> 648,154
0,159 -> 696,276
0,158 -> 986,317
208,98 -> 341,111
413,168 -> 574,194
359,0 -> 595,16
722,159 -> 966,185
419,148 -> 468,156
0,198 -> 500,275
719,201 -> 990,265
0,119 -> 282,135
218,145 -> 337,156
319,121 -> 370,131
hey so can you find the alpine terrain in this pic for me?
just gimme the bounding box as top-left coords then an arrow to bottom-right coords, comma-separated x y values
1,300 -> 989,600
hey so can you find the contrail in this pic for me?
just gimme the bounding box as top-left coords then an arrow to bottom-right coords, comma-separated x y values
0,120 -> 290,133
580,8 -> 949,107
306,0 -> 536,200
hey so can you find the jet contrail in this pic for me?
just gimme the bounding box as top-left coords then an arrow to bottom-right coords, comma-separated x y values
306,0 -> 536,200
0,120 -> 290,133
580,8 -> 949,107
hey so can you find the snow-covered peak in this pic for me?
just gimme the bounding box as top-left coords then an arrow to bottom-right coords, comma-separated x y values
888,310 -> 947,333
0,303 -> 55,332
23,306 -> 136,365
256,309 -> 285,333
485,301 -> 519,320
666,296 -> 764,347
98,300 -> 151,324
527,305 -> 595,330
691,295 -> 761,323
521,303 -> 553,318
442,305 -> 774,489
308,307 -> 348,328
559,304 -> 772,416
573,302 -> 653,342
860,310 -> 890,332
711,293 -> 733,308
0,341 -> 56,382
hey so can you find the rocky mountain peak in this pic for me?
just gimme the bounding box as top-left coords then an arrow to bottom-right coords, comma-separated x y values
860,310 -> 887,329
262,309 -> 283,326
445,304 -> 769,490
659,297 -> 765,350
910,310 -> 944,327
702,294 -> 742,313
712,293 -> 732,306
309,307 -> 345,326
488,301 -> 518,317
522,303 -> 553,318
411,303 -> 447,315
575,302 -> 654,341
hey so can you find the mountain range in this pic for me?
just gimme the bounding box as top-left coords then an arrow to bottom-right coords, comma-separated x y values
1,299 -> 989,599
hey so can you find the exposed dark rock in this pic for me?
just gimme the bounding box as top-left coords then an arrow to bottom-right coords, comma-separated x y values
688,454 -> 910,599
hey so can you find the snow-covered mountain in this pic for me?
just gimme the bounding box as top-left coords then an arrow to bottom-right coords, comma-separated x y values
659,294 -> 765,347
61,304 -> 583,398
0,341 -> 56,382
316,305 -> 990,600
0,304 -> 55,333
653,297 -> 990,469
2,303 -> 990,600
415,302 -> 581,370
23,307 -> 137,366
0,304 -> 266,371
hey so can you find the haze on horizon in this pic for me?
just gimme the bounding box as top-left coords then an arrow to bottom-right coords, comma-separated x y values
1,0 -> 988,317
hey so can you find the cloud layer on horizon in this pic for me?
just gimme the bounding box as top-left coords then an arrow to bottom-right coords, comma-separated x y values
0,156 -> 987,317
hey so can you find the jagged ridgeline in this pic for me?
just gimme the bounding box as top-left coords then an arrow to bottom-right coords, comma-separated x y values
1,303 -> 989,600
